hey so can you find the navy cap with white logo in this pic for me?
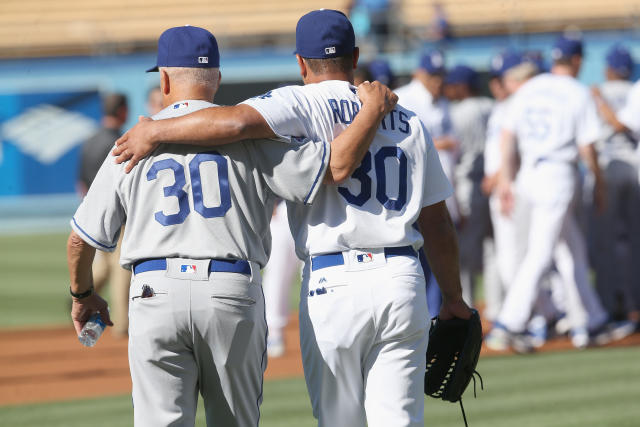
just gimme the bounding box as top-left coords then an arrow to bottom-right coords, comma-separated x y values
419,49 -> 445,75
606,44 -> 633,77
147,26 -> 220,72
551,36 -> 583,61
295,9 -> 356,59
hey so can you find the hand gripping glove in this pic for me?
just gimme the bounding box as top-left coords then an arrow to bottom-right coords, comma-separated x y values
425,308 -> 483,425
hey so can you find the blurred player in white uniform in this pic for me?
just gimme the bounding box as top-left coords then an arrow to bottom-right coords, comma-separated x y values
490,36 -> 611,351
482,51 -> 525,322
446,65 -> 494,305
262,200 -> 301,357
67,26 -> 394,427
113,10 -> 472,427
590,45 -> 640,325
395,50 -> 460,222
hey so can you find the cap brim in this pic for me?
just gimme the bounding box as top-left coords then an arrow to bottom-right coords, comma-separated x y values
146,66 -> 159,73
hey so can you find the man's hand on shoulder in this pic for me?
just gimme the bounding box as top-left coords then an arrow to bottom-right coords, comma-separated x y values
112,116 -> 156,173
356,81 -> 398,118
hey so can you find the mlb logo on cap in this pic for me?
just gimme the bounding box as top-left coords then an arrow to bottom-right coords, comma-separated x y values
147,25 -> 220,72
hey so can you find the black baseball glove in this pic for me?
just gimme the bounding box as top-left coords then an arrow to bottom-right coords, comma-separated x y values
424,308 -> 483,403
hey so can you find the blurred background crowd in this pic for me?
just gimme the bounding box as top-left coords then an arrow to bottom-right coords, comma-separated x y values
1,0 -> 639,354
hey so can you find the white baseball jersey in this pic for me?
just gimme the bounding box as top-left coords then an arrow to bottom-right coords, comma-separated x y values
394,79 -> 455,140
503,73 -> 600,168
596,80 -> 636,161
484,99 -> 510,176
242,80 -> 453,259
71,99 -> 329,268
618,79 -> 640,136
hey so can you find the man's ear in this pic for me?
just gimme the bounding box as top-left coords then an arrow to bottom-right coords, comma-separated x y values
216,70 -> 222,92
352,47 -> 360,70
160,69 -> 170,95
296,54 -> 307,80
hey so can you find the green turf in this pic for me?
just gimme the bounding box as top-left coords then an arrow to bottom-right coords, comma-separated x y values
0,232 -> 303,328
2,346 -> 639,426
0,233 -> 72,327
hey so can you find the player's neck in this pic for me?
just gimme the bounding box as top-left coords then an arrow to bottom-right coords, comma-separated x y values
551,64 -> 577,78
162,87 -> 216,108
304,72 -> 354,85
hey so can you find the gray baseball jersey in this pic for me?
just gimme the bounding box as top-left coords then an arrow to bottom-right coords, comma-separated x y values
596,80 -> 637,161
71,100 -> 329,268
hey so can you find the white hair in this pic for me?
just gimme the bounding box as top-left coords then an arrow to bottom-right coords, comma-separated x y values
160,66 -> 220,88
504,62 -> 539,82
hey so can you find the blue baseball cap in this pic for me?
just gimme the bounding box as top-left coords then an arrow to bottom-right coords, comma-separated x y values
522,51 -> 547,73
147,26 -> 220,72
606,44 -> 633,76
445,65 -> 477,87
490,50 -> 522,77
551,36 -> 583,61
295,9 -> 356,59
368,59 -> 395,86
419,49 -> 446,74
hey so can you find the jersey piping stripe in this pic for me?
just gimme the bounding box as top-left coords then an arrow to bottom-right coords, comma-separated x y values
71,217 -> 117,250
303,140 -> 328,205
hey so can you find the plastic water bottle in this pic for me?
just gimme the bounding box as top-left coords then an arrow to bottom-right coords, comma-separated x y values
78,313 -> 106,347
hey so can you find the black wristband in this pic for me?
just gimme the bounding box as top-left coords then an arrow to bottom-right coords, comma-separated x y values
70,286 -> 93,299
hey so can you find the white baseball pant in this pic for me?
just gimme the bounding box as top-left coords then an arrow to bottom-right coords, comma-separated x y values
498,162 -> 607,332
299,250 -> 429,427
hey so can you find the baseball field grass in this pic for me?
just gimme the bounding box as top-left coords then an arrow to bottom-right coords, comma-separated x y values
1,345 -> 640,426
0,232 -> 71,327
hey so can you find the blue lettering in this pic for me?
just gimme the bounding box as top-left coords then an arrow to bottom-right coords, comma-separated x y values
398,110 -> 410,134
328,99 -> 343,124
340,99 -> 353,124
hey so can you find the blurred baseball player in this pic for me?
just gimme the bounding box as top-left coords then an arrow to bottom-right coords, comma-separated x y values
481,51 -> 526,322
446,64 -> 494,305
77,92 -> 131,337
262,200 -> 301,358
113,10 -> 472,427
66,25 -> 395,427
590,45 -> 640,325
489,36 -> 611,351
395,50 -> 460,222
395,50 -> 458,314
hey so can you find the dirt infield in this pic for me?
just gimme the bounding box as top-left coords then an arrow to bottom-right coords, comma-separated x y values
1,315 -> 639,406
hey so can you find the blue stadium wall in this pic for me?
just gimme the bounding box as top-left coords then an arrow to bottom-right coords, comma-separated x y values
0,29 -> 637,231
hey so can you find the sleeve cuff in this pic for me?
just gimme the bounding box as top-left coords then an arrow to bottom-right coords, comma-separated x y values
70,217 -> 117,252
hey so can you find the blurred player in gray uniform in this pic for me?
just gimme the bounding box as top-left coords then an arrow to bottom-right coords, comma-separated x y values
446,65 -> 494,305
66,25 -> 394,427
590,45 -> 640,325
77,92 -> 131,337
113,10 -> 472,427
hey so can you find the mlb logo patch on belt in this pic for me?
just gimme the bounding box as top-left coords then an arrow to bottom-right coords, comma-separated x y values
180,264 -> 197,273
356,253 -> 373,263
